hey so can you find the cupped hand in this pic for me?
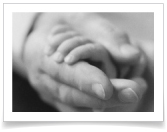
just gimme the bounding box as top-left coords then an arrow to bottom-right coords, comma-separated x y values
23,28 -> 116,111
23,13 -> 150,112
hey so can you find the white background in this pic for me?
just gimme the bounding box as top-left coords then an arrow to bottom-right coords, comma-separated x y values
1,0 -> 167,132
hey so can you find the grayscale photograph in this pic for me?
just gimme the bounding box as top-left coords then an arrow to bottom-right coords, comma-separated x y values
12,12 -> 154,112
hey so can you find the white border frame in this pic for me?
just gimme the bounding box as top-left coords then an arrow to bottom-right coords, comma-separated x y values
4,3 -> 163,121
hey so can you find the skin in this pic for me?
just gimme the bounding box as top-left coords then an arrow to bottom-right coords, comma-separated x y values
45,22 -> 147,112
21,13 -> 148,112
46,25 -> 117,78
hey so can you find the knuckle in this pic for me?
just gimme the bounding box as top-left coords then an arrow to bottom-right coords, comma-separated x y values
87,44 -> 95,51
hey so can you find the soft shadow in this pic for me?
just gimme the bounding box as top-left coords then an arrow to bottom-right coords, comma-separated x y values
2,121 -> 165,129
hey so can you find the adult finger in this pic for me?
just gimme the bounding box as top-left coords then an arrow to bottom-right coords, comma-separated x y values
101,32 -> 141,64
110,77 -> 147,103
42,57 -> 114,100
38,74 -> 107,109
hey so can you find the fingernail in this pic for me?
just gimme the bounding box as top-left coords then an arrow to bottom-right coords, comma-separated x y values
118,88 -> 139,103
92,84 -> 105,99
54,52 -> 63,62
64,55 -> 74,63
120,44 -> 140,57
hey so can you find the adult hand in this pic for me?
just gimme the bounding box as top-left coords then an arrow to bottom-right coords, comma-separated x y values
67,13 -> 148,111
23,13 -> 148,112
23,28 -> 115,111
